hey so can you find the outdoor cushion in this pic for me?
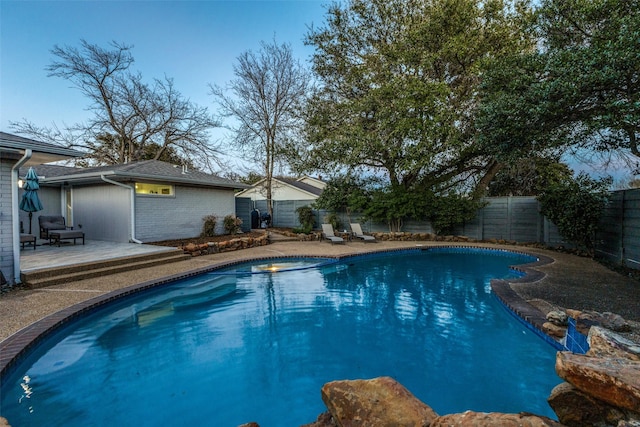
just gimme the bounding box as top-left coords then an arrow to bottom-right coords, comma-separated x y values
39,215 -> 68,239
49,230 -> 85,247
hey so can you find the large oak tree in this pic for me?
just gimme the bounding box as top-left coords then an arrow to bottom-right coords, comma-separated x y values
299,0 -> 535,195
478,0 -> 640,173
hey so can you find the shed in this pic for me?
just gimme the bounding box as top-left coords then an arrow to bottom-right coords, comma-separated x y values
235,176 -> 325,202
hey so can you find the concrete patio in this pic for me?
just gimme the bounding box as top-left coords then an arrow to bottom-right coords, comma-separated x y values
20,239 -> 178,272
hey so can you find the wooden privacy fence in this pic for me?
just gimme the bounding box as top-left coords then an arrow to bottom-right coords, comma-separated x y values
236,189 -> 640,270
595,189 -> 640,269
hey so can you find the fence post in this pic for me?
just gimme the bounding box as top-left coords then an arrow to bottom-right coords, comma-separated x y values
537,198 -> 544,244
506,196 -> 513,240
620,190 -> 626,266
479,198 -> 485,241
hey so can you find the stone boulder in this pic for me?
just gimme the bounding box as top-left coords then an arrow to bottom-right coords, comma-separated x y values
555,351 -> 640,412
587,326 -> 640,361
321,376 -> 438,427
546,310 -> 569,326
548,381 -> 629,426
543,321 -> 567,339
430,411 -> 564,426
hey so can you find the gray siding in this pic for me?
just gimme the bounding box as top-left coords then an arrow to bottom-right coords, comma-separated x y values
1,158 -> 14,284
73,184 -> 131,242
135,185 -> 236,242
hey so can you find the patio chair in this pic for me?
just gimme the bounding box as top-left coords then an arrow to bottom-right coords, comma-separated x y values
20,221 -> 36,250
350,223 -> 376,242
39,215 -> 85,246
321,224 -> 344,244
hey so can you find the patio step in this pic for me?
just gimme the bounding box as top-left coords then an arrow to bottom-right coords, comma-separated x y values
21,249 -> 191,288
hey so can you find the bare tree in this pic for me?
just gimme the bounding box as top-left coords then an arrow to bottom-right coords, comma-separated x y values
11,40 -> 222,170
210,39 -> 311,217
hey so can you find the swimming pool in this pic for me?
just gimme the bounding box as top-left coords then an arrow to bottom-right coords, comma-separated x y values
0,248 -> 560,426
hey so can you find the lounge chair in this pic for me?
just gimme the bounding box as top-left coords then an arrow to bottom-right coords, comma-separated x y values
350,223 -> 376,242
39,215 -> 69,239
321,224 -> 344,244
39,215 -> 85,246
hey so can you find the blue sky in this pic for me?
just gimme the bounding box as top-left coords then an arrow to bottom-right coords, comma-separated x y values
0,0 -> 326,170
1,1 -> 634,181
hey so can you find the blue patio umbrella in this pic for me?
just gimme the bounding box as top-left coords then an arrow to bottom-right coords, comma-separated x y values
19,167 -> 44,234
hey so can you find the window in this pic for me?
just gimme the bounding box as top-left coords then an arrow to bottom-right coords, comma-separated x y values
135,182 -> 174,196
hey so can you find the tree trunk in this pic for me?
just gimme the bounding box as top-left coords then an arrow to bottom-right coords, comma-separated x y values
473,159 -> 503,198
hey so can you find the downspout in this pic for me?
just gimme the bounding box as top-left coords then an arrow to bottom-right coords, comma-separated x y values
100,175 -> 143,244
11,149 -> 32,284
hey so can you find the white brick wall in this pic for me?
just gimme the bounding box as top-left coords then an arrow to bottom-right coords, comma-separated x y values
0,158 -> 15,284
135,186 -> 237,242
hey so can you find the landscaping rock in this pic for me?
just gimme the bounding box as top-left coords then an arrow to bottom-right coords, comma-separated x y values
576,311 -> 631,335
547,310 -> 569,326
430,411 -> 564,426
548,381 -> 627,426
555,351 -> 640,412
321,376 -> 438,427
588,327 -> 640,361
543,321 -> 567,338
180,234 -> 269,256
565,309 -> 582,320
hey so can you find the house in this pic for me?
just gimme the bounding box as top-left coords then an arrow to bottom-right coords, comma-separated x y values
20,160 -> 249,244
235,176 -> 326,228
235,176 -> 326,202
1,131 -> 83,285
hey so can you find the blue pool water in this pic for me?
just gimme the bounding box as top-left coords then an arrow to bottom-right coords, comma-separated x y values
0,249 -> 560,426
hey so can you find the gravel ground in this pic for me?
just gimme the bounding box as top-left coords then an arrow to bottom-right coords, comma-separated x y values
509,248 -> 640,343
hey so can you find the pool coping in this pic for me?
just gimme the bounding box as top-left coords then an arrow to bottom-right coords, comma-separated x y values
0,245 -> 558,379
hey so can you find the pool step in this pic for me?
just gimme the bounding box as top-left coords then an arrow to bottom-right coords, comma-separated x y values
21,249 -> 191,288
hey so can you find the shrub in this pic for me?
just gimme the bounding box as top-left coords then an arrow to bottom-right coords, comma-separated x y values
324,212 -> 341,231
295,206 -> 316,234
537,173 -> 611,256
201,215 -> 218,237
223,214 -> 243,235
428,194 -> 486,236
